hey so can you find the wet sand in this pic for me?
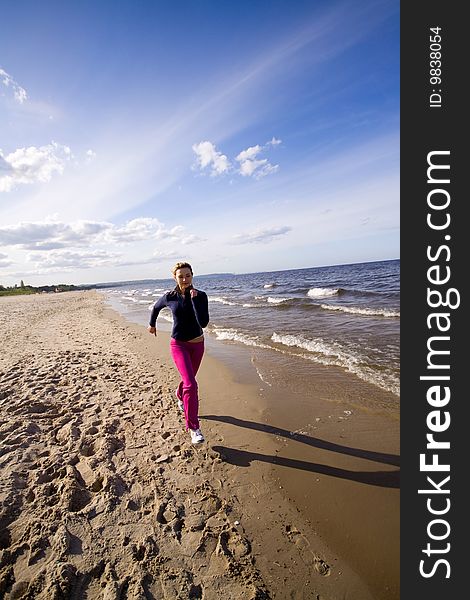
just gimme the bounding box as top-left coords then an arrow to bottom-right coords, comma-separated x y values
0,291 -> 399,599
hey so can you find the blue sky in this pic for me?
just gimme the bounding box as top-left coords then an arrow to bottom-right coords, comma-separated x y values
0,0 -> 399,285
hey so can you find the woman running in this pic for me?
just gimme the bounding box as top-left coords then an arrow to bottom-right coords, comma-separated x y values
148,261 -> 209,444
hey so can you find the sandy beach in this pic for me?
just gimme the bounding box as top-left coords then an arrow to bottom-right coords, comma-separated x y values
0,291 -> 399,599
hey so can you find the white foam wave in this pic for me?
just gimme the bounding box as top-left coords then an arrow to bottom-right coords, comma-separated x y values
212,327 -> 271,349
158,313 -> 173,323
272,332 -> 343,357
209,296 -> 238,306
149,307 -> 173,321
252,295 -> 292,304
320,304 -> 400,318
307,287 -> 339,298
263,283 -> 276,288
271,332 -> 399,395
209,297 -> 258,309
267,297 -> 292,304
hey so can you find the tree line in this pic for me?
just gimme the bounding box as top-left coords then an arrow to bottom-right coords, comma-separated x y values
0,281 -> 84,296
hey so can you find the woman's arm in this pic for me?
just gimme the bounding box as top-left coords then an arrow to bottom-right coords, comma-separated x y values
191,290 -> 209,328
149,294 -> 167,328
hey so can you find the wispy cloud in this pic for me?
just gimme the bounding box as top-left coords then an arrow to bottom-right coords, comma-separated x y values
192,138 -> 281,179
0,217 -> 204,251
0,219 -> 107,249
0,143 -> 73,192
180,234 -> 207,245
231,225 -> 292,244
27,249 -> 120,271
22,246 -> 183,274
236,141 -> 280,179
0,67 -> 28,104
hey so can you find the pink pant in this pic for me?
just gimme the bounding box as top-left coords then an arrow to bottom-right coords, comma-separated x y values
170,338 -> 205,430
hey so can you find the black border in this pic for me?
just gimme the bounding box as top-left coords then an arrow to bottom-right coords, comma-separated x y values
401,3 -> 465,598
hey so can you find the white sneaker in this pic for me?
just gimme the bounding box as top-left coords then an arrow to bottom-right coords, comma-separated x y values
189,429 -> 204,444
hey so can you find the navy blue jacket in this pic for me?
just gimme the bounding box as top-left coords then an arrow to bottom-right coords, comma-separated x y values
149,288 -> 209,341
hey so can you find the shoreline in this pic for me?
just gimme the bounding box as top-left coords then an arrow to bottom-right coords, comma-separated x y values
194,322 -> 400,599
1,291 -> 399,599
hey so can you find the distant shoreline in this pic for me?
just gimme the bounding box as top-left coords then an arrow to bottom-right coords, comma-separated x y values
0,283 -> 84,296
1,258 -> 400,294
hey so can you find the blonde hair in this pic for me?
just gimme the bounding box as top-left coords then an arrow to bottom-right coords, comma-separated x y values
171,261 -> 193,277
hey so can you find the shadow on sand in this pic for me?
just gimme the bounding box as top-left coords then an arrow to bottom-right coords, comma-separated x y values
203,414 -> 400,489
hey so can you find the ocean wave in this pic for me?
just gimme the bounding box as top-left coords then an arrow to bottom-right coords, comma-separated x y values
263,283 -> 277,289
212,327 -> 271,349
156,312 -> 173,322
307,287 -> 340,298
267,297 -> 293,304
251,295 -> 295,305
271,332 -> 345,357
208,296 -> 238,306
209,296 -> 261,309
271,332 -> 399,395
319,304 -> 400,318
211,326 -> 398,395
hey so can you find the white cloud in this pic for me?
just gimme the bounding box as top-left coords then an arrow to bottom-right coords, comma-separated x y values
0,67 -> 28,104
27,249 -> 120,271
0,142 -> 73,192
231,225 -> 292,244
0,219 -> 108,249
192,141 -> 231,176
24,246 -> 183,273
192,138 -> 280,180
105,218 -> 165,243
154,225 -> 184,241
0,216 -> 204,253
238,156 -> 278,178
0,214 -> 208,281
180,234 -> 207,245
236,145 -> 263,162
236,140 -> 279,179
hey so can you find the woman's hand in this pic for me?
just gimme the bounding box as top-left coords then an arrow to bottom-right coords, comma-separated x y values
148,326 -> 157,336
190,288 -> 198,298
